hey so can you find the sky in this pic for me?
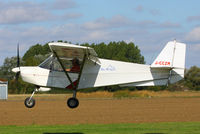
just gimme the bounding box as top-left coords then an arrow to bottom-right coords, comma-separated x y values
0,0 -> 200,68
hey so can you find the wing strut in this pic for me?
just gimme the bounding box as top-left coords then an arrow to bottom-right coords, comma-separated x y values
75,53 -> 87,89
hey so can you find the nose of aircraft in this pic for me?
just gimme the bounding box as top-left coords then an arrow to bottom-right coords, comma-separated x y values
12,67 -> 20,73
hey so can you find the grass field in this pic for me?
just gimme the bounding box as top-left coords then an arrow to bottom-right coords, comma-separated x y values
1,122 -> 200,134
2,93 -> 200,134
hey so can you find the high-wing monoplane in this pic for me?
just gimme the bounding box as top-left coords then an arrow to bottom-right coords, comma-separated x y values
12,40 -> 186,109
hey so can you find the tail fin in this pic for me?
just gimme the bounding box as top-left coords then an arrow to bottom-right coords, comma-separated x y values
151,40 -> 186,68
151,40 -> 186,84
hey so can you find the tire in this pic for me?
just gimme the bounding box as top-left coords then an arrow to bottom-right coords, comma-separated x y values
67,97 -> 79,109
24,97 -> 35,108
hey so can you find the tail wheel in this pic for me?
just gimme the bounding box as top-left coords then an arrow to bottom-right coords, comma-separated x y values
24,97 -> 35,108
67,97 -> 79,109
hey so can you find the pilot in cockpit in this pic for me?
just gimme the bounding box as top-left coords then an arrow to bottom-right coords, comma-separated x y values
70,58 -> 80,73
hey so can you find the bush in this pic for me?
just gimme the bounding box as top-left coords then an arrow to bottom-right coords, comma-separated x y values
113,90 -> 154,98
113,90 -> 131,98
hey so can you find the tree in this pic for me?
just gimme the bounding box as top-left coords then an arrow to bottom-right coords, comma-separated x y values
0,56 -> 19,80
184,66 -> 200,90
81,41 -> 145,64
0,56 -> 26,93
23,43 -> 50,66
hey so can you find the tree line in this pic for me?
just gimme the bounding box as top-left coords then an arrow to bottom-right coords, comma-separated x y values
0,40 -> 199,93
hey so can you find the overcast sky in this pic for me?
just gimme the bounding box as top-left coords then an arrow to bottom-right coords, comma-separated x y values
0,0 -> 200,68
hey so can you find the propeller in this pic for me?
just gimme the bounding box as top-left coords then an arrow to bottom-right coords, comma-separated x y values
12,43 -> 21,81
16,43 -> 20,81
17,43 -> 20,67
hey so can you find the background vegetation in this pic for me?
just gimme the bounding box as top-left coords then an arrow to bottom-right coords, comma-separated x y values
0,40 -> 199,94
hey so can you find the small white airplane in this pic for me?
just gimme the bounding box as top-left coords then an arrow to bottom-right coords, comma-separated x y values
12,40 -> 186,109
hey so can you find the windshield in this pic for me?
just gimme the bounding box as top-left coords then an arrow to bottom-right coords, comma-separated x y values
39,55 -> 62,71
39,55 -> 53,69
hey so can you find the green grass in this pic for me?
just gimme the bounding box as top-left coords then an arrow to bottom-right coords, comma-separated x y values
1,122 -> 200,134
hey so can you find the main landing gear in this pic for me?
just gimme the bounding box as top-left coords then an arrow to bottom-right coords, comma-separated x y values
24,87 -> 79,109
67,90 -> 79,108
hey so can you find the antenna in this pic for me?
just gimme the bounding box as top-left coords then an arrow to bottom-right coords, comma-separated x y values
174,39 -> 176,42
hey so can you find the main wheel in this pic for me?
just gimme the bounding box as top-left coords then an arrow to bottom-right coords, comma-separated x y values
24,97 -> 35,108
67,97 -> 79,108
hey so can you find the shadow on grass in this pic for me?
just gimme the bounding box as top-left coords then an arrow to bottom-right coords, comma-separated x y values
144,133 -> 166,134
43,133 -> 83,134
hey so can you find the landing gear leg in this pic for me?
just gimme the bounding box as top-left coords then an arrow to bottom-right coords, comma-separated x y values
24,88 -> 37,108
67,89 -> 79,109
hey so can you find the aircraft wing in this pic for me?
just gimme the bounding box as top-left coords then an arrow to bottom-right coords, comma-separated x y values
48,42 -> 100,63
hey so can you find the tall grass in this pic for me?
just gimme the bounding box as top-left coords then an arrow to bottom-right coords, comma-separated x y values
113,90 -> 155,98
8,90 -> 200,99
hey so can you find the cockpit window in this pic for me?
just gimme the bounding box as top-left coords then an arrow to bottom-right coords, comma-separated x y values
39,55 -> 82,73
52,58 -> 63,71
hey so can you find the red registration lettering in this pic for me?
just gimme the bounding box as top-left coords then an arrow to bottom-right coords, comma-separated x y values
155,61 -> 170,66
